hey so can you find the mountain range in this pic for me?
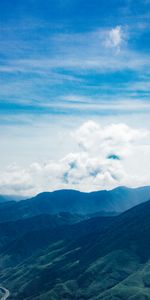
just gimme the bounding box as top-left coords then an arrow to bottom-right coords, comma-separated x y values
0,186 -> 150,223
0,186 -> 150,299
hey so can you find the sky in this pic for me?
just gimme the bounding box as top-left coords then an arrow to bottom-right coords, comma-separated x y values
0,0 -> 150,196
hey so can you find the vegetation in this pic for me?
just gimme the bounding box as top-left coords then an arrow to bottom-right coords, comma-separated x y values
0,188 -> 150,299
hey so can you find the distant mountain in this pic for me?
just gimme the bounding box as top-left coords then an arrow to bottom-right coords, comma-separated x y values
1,196 -> 150,299
0,195 -> 8,203
17,186 -> 150,214
0,194 -> 25,202
0,186 -> 150,222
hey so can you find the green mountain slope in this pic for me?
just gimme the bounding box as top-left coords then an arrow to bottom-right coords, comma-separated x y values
1,198 -> 150,299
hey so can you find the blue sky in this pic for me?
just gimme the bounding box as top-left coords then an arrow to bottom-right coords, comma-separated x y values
0,0 -> 150,117
0,0 -> 150,195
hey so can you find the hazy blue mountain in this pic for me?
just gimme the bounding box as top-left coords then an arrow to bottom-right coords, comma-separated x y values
0,195 -> 25,202
0,195 -> 8,203
16,186 -> 150,214
0,186 -> 150,223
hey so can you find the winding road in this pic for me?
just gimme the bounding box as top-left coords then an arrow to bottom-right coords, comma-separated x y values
0,287 -> 10,300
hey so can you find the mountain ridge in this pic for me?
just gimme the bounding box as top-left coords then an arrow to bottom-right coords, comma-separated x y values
0,186 -> 150,223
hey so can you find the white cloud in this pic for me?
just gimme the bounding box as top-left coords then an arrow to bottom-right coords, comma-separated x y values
1,26 -> 148,82
0,164 -> 33,194
73,121 -> 148,158
0,121 -> 149,196
104,26 -> 124,52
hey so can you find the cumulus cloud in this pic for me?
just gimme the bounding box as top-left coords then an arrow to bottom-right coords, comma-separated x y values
0,121 -> 149,196
73,121 -> 147,158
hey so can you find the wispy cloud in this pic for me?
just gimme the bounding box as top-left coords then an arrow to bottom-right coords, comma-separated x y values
0,21 -> 149,116
104,26 -> 125,52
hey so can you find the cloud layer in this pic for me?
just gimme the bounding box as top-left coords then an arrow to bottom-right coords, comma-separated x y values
0,121 -> 149,196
